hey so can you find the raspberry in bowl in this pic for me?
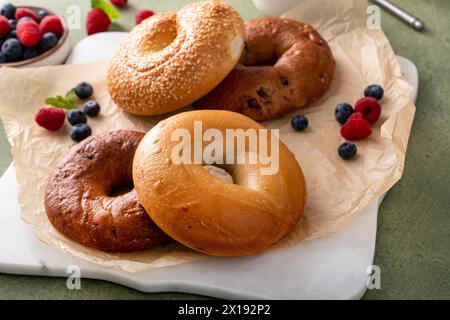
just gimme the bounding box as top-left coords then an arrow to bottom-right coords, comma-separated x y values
0,4 -> 70,68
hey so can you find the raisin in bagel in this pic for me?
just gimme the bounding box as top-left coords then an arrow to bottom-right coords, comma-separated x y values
107,0 -> 244,116
132,110 -> 307,256
194,18 -> 335,121
45,130 -> 171,252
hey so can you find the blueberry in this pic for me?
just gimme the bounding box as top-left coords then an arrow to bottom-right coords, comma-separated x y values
8,19 -> 17,29
83,100 -> 101,117
0,3 -> 16,20
17,17 -> 34,25
38,9 -> 49,20
1,38 -> 22,61
74,82 -> 94,100
335,103 -> 354,125
70,123 -> 92,142
0,52 -> 6,63
364,84 -> 384,100
22,47 -> 39,60
5,28 -> 16,39
338,142 -> 357,160
67,109 -> 87,126
39,32 -> 58,52
291,115 -> 309,131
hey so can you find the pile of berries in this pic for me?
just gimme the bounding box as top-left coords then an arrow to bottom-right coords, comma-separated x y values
0,3 -> 65,63
335,84 -> 385,160
290,84 -> 385,161
35,82 -> 101,143
86,0 -> 155,35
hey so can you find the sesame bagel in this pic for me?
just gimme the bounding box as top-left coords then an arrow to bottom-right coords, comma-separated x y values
132,110 -> 307,256
107,0 -> 245,116
45,130 -> 171,252
194,18 -> 336,121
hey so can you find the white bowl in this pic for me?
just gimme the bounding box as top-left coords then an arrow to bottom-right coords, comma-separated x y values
252,0 -> 305,16
0,5 -> 71,68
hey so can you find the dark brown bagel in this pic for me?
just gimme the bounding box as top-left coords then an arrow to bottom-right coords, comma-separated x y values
45,130 -> 171,252
194,18 -> 335,121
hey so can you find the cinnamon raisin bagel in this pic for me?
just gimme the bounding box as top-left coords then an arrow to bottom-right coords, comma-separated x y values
107,0 -> 245,116
45,130 -> 171,252
194,18 -> 335,121
132,110 -> 307,256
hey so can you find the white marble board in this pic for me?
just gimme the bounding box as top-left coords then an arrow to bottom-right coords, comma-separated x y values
0,32 -> 419,300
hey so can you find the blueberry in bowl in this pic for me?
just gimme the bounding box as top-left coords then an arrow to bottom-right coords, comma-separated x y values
1,38 -> 22,61
39,32 -> 58,52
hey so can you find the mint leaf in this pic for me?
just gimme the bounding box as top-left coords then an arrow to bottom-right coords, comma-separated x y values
57,95 -> 75,109
65,89 -> 76,109
91,0 -> 121,21
66,99 -> 75,109
65,89 -> 75,100
45,96 -> 76,110
45,97 -> 68,109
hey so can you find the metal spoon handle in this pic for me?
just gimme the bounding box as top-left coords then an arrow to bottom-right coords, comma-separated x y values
373,0 -> 425,31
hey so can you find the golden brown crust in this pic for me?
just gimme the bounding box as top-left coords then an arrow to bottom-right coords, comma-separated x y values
133,110 -> 307,256
107,0 -> 245,116
45,130 -> 171,252
194,18 -> 336,121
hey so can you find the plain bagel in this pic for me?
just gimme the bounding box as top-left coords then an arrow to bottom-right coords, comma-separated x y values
194,18 -> 336,121
107,0 -> 245,116
133,110 -> 307,256
45,130 -> 171,252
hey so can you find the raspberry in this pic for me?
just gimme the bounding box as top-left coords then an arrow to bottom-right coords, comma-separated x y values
35,107 -> 66,131
0,16 -> 10,38
135,9 -> 154,25
340,112 -> 372,141
86,9 -> 111,36
15,8 -> 39,22
16,21 -> 41,47
110,0 -> 128,8
354,97 -> 381,123
39,15 -> 64,38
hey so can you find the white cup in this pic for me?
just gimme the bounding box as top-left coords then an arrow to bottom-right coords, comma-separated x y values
252,0 -> 306,16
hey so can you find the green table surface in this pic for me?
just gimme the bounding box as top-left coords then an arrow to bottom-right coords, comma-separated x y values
0,0 -> 449,300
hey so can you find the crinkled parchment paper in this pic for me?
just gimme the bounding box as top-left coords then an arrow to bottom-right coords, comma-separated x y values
0,0 -> 415,272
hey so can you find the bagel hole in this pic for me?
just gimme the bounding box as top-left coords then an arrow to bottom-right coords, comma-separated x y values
243,44 -> 279,67
141,23 -> 177,53
203,165 -> 234,184
108,181 -> 134,197
244,53 -> 278,67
